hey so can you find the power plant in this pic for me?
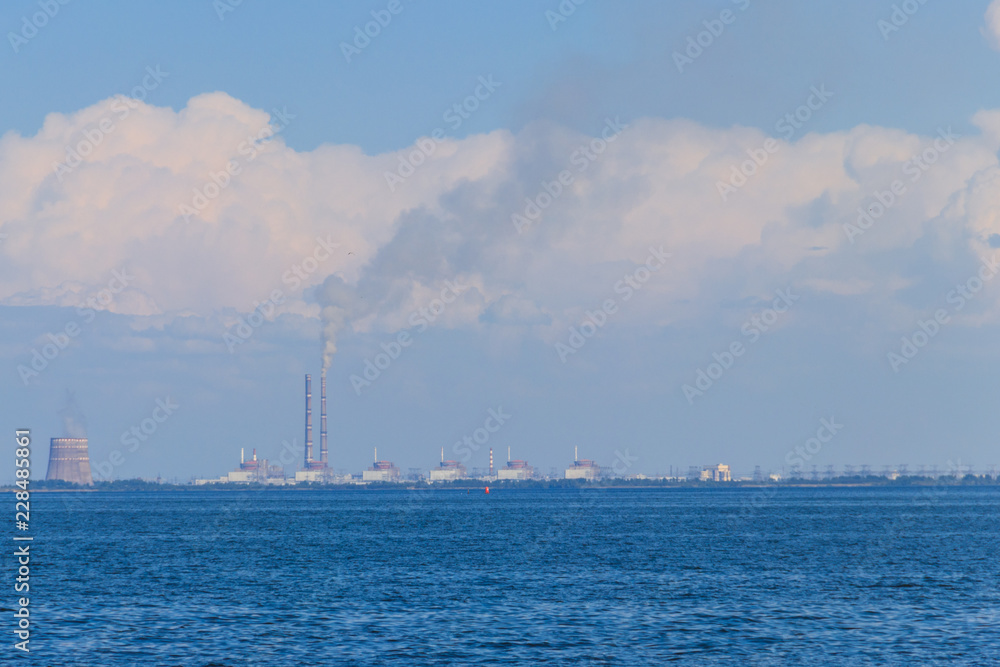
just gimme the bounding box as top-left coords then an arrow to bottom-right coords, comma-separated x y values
429,447 -> 467,481
497,446 -> 534,480
363,447 -> 400,482
565,446 -> 600,480
193,368 -> 609,485
192,372 -> 730,485
184,372 -> 1000,484
46,437 -> 93,485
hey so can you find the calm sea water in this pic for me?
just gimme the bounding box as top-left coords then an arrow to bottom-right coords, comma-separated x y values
25,487 -> 1000,665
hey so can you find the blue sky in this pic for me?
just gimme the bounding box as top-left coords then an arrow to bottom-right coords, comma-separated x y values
4,0 -> 1000,481
4,1 -> 999,152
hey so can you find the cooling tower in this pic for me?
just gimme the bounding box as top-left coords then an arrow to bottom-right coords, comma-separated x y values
45,438 -> 93,485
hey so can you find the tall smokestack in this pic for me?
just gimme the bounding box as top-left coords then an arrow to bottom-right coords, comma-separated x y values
489,448 -> 493,477
305,374 -> 313,467
320,371 -> 328,466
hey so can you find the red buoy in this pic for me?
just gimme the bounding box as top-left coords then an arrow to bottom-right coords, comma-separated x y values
485,486 -> 490,494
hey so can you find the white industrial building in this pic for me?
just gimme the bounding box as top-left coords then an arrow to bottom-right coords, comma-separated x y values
363,449 -> 400,482
497,447 -> 533,480
430,449 -> 467,481
565,447 -> 600,480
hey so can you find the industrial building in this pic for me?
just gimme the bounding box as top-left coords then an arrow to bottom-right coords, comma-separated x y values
45,437 -> 93,485
497,447 -> 534,480
429,448 -> 467,481
195,448 -> 286,485
363,448 -> 400,482
565,447 -> 600,480
697,464 -> 732,482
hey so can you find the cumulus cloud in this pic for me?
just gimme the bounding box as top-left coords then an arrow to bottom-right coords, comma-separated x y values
3,91 -> 1000,364
481,295 -> 552,326
985,0 -> 1000,50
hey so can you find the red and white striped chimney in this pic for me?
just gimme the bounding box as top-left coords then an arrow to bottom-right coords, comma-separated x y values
320,370 -> 328,466
304,374 -> 313,467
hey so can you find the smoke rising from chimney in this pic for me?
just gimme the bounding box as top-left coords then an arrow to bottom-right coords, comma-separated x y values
59,390 -> 88,438
312,222 -> 484,373
321,305 -> 347,371
316,275 -> 355,371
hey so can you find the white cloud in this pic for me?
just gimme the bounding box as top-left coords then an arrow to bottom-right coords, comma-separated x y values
985,0 -> 1000,50
2,92 -> 1000,356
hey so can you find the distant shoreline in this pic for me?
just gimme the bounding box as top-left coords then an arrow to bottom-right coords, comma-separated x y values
11,478 -> 1000,492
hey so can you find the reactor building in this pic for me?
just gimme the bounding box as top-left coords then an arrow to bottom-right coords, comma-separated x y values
565,447 -> 600,480
363,448 -> 400,482
196,448 -> 286,484
45,437 -> 94,485
497,447 -> 534,480
429,447 -> 467,481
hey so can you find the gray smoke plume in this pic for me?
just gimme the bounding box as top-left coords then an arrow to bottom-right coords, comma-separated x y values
59,390 -> 88,438
321,305 -> 347,371
312,207 -> 491,371
316,275 -> 355,371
